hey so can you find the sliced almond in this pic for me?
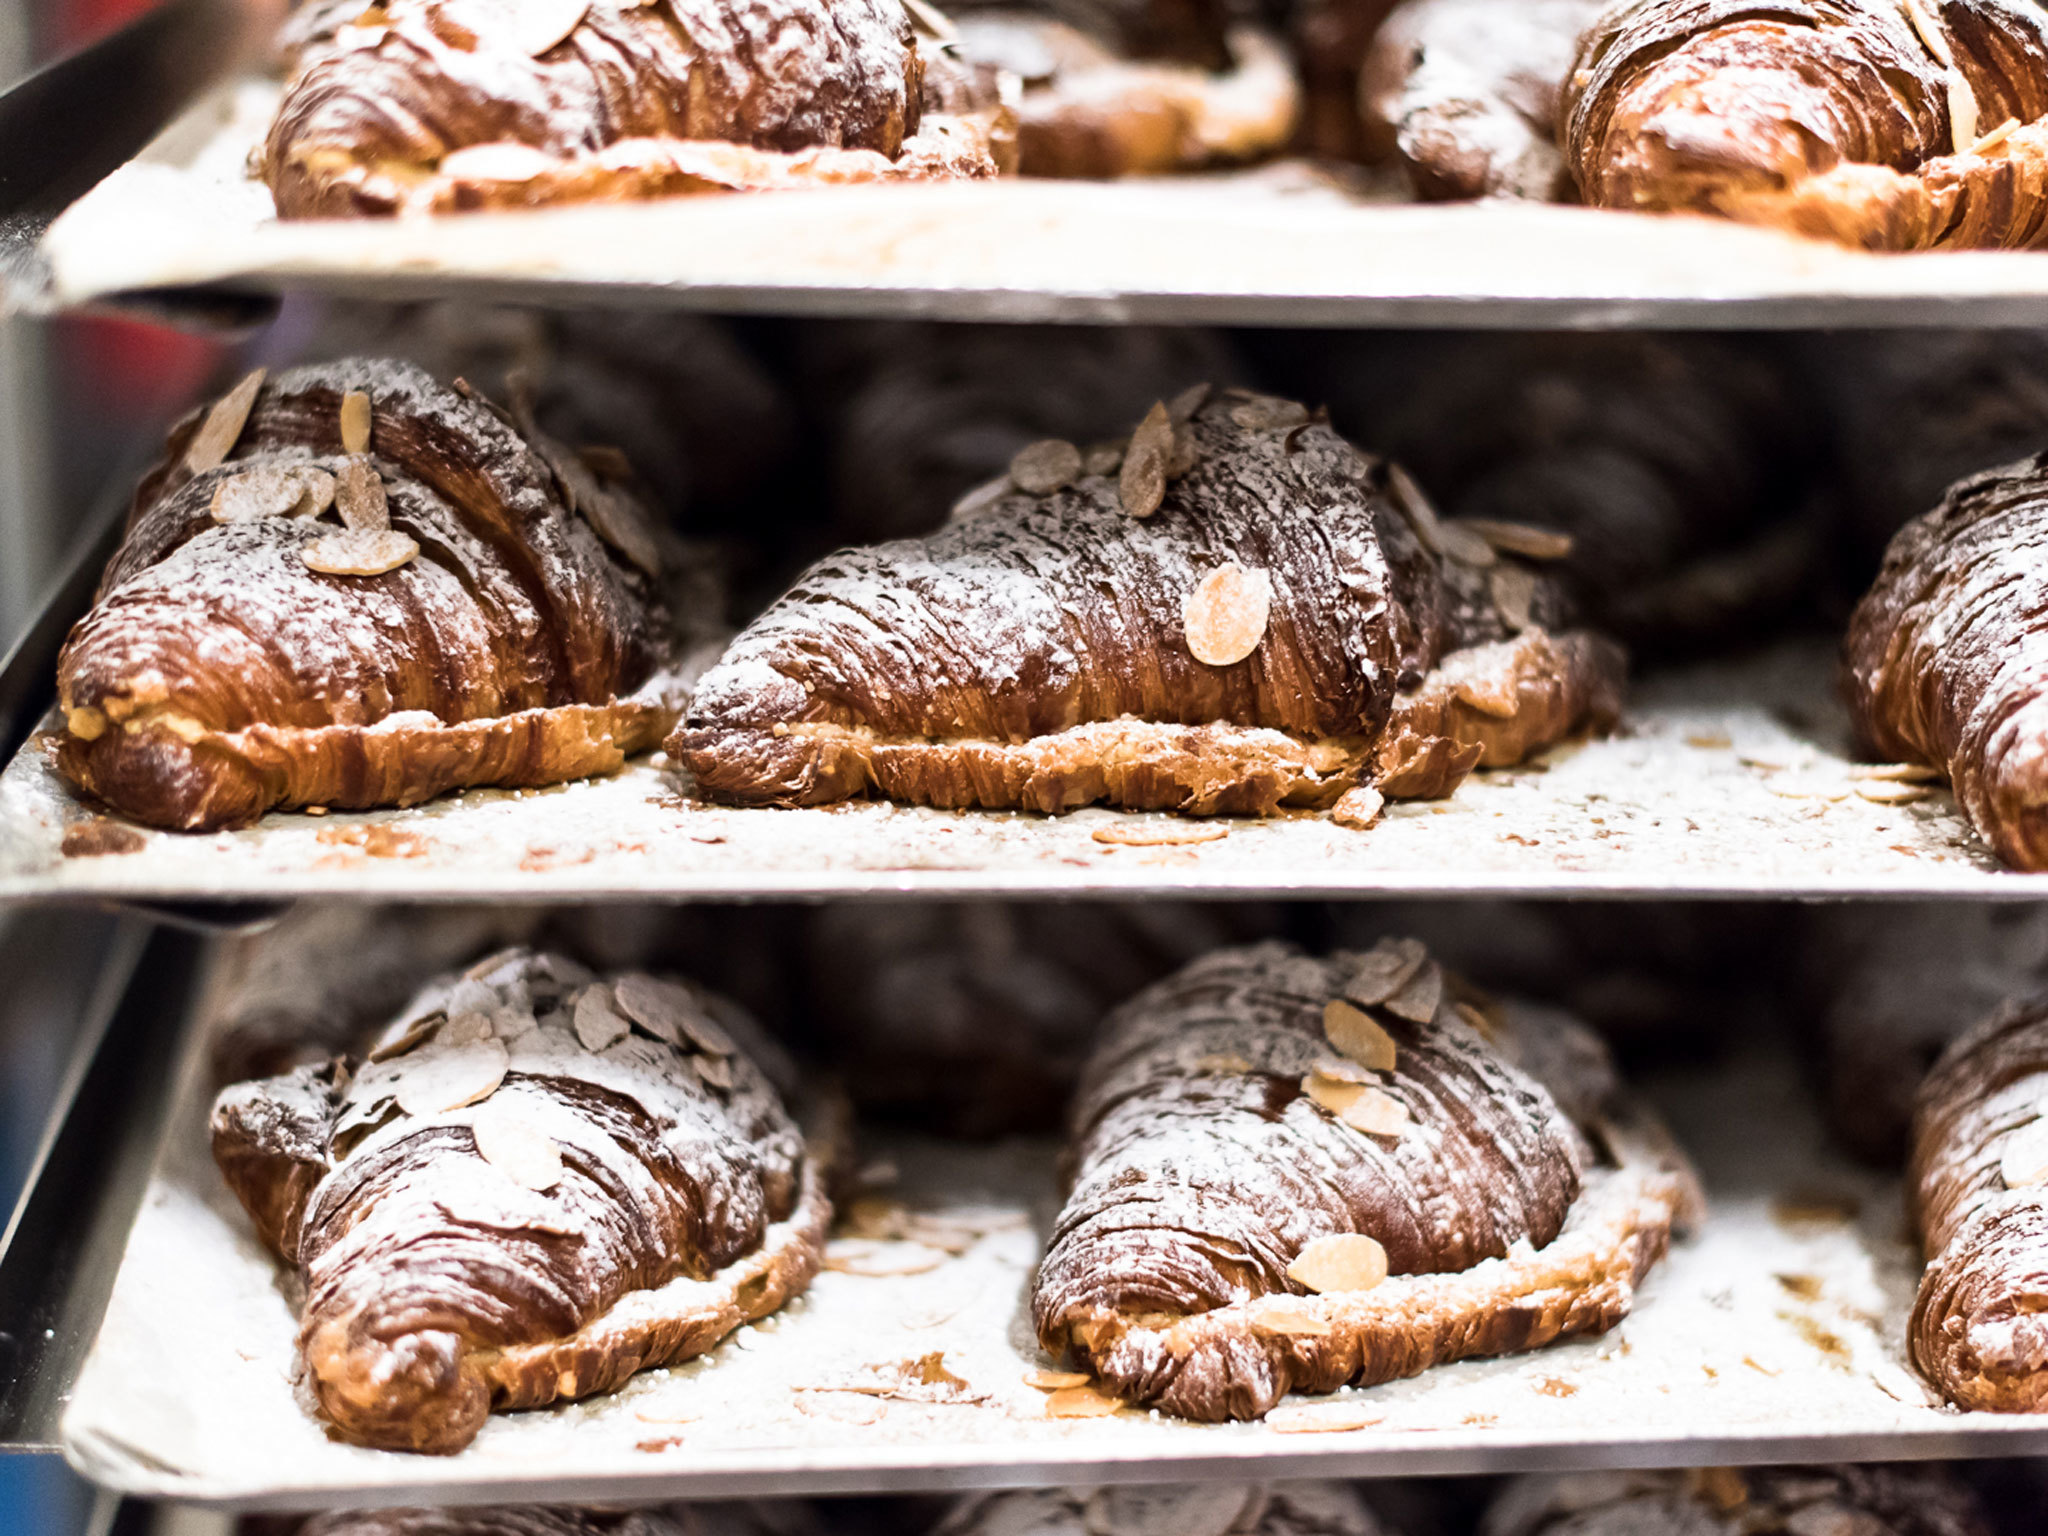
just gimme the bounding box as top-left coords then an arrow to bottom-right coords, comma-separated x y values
1010,439 -> 1082,496
292,466 -> 338,518
1344,937 -> 1428,1006
1312,1055 -> 1375,1086
440,140 -> 557,183
211,465 -> 311,524
1460,518 -> 1574,561
1342,1088 -> 1410,1138
1083,441 -> 1124,477
1228,395 -> 1308,431
1286,1233 -> 1388,1294
1184,562 -> 1272,666
441,1010 -> 495,1046
952,474 -> 1014,520
339,390 -> 373,456
1323,998 -> 1398,1071
1969,116 -> 2021,156
1195,1052 -> 1253,1074
1491,564 -> 1537,633
1092,820 -> 1230,846
1331,784 -> 1384,830
1855,780 -> 1931,805
1849,762 -> 1942,783
1249,1295 -> 1330,1336
1023,1368 -> 1094,1390
336,456 -> 390,532
1948,67 -> 1979,154
536,431 -> 664,577
473,1111 -> 565,1191
183,369 -> 266,474
1120,403 -> 1172,518
392,1038 -> 510,1116
1435,520 -> 1497,568
612,972 -> 691,1046
1303,1075 -> 1367,1117
696,1053 -> 735,1090
1045,1385 -> 1124,1419
1168,424 -> 1200,478
303,528 -> 418,576
1167,381 -> 1212,423
1905,0 -> 1952,64
573,985 -> 630,1052
2003,1118 -> 2048,1188
1383,961 -> 1444,1023
1267,1402 -> 1381,1433
1384,462 -> 1444,555
367,1011 -> 444,1063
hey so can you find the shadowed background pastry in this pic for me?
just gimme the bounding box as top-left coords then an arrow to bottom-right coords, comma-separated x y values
936,1485 -> 1398,1536
1560,0 -> 2048,249
54,357 -> 703,832
1843,453 -> 2048,870
211,947 -> 827,1454
1030,939 -> 1700,1420
1482,1465 -> 1992,1536
275,1502 -> 820,1535
262,0 -> 1015,218
672,386 -> 1624,815
1910,996 -> 2048,1412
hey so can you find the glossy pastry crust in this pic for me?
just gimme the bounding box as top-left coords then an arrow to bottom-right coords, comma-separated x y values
1560,0 -> 2048,249
1844,454 -> 2048,870
54,358 -> 685,832
263,0 -> 1011,218
211,948 -> 827,1454
1030,941 -> 1698,1420
1909,996 -> 2048,1410
672,389 -> 1623,814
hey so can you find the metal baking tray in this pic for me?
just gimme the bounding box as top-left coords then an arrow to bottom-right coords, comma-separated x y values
3,639 -> 2044,903
23,61 -> 2048,331
49,916 -> 2048,1514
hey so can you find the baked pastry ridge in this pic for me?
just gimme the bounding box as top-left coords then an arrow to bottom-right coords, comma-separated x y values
671,387 -> 1624,814
1030,939 -> 1700,1420
54,357 -> 690,831
211,947 -> 828,1453
263,0 -> 1016,218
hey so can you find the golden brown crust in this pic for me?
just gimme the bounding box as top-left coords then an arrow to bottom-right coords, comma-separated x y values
54,359 -> 684,832
1843,453 -> 2048,870
211,949 -> 826,1454
1909,997 -> 2048,1411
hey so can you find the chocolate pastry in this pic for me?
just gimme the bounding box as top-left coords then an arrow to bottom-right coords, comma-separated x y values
54,358 -> 700,832
1277,331 -> 1815,652
1361,0 -> 1600,200
211,947 -> 827,1454
1909,995 -> 2048,1410
1030,940 -> 1700,1420
1844,453 -> 2048,870
1560,0 -> 2048,249
262,0 -> 1014,218
1483,1466 -> 1991,1536
287,1503 -> 813,1536
937,1484 -> 1396,1536
947,0 -> 1299,174
672,387 -> 1625,814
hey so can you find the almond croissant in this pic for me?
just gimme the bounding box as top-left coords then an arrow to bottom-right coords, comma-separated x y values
671,387 -> 1624,814
211,948 -> 829,1454
55,358 -> 696,832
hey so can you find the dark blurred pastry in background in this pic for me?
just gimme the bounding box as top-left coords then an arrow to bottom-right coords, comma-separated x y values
1483,1465 -> 1991,1536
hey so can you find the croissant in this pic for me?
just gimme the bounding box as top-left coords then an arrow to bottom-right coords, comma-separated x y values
1843,454 -> 2048,870
211,948 -> 829,1454
53,358 -> 696,832
937,1484 -> 1395,1536
1483,1466 -> 1993,1536
1560,0 -> 2048,249
262,0 -> 1013,218
672,387 -> 1625,814
1907,996 -> 2048,1410
1030,939 -> 1700,1421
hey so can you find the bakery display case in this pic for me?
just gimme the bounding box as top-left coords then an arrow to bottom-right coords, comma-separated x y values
13,0 -> 2048,1531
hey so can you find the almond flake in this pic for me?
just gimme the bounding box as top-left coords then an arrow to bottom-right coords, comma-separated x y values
1287,1233 -> 1388,1294
211,465 -> 311,524
1184,562 -> 1271,666
1120,403 -> 1172,518
1167,382 -> 1212,423
952,474 -> 1013,519
901,0 -> 958,39
2003,1118 -> 2048,1188
1011,439 -> 1082,496
1460,518 -> 1574,560
1344,937 -> 1428,1005
1228,396 -> 1308,431
1249,1296 -> 1330,1337
1491,564 -> 1537,633
1383,961 -> 1443,1023
1436,520 -> 1497,568
1385,462 -> 1444,554
292,466 -> 338,518
1849,762 -> 1942,782
339,390 -> 373,456
1024,1368 -> 1094,1390
1195,1052 -> 1253,1074
473,1111 -> 565,1191
1323,998 -> 1398,1071
1045,1385 -> 1124,1419
440,140 -> 557,183
1312,1055 -> 1376,1085
303,528 -> 418,576
336,456 -> 390,532
1948,67 -> 1979,153
1342,1088 -> 1410,1138
392,1038 -> 510,1116
1092,820 -> 1230,846
612,972 -> 691,1046
1969,116 -> 2020,156
696,1053 -> 735,1090
1083,441 -> 1124,477
573,985 -> 630,1051
442,1010 -> 495,1046
1303,1075 -> 1367,1117
367,1011 -> 445,1063
1905,0 -> 1952,63
1855,780 -> 1931,804
1331,784 -> 1384,830
1168,424 -> 1200,478
183,370 -> 266,474
1268,1402 -> 1381,1433
535,431 -> 663,577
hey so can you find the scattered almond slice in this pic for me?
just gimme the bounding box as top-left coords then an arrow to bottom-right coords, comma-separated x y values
1184,562 -> 1272,666
183,370 -> 266,474
952,474 -> 1013,519
303,528 -> 418,576
1948,66 -> 1979,152
695,1053 -> 734,1090
211,465 -> 312,524
1491,564 -> 1537,632
1459,518 -> 1573,560
1120,403 -> 1172,518
1168,382 -> 1212,423
1229,395 -> 1308,431
1383,961 -> 1443,1023
823,1240 -> 949,1277
1045,1385 -> 1124,1419
1849,762 -> 1942,782
1331,784 -> 1384,830
1384,462 -> 1444,555
441,1010 -> 495,1047
2003,1118 -> 2048,1188
1312,1055 -> 1375,1085
1168,423 -> 1201,477
391,1038 -> 510,1116
473,1111 -> 565,1191
1344,937 -> 1428,1006
1024,1368 -> 1094,1390
1249,1296 -> 1330,1337
612,972 -> 691,1046
1092,820 -> 1230,846
1323,998 -> 1398,1071
1287,1233 -> 1389,1294
1342,1088 -> 1410,1138
336,456 -> 390,532
1435,520 -> 1497,568
1968,116 -> 2020,156
1854,780 -> 1931,805
440,141 -> 557,183
1303,1075 -> 1367,1116
1267,1402 -> 1381,1433
573,985 -> 630,1052
1011,439 -> 1082,495
339,390 -> 373,456
1195,1052 -> 1253,1074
